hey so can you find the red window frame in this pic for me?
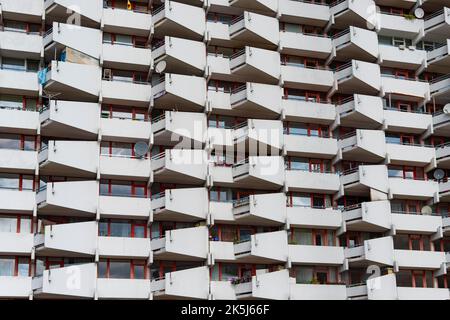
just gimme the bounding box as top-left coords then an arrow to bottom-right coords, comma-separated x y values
100,180 -> 149,198
100,259 -> 148,279
100,219 -> 148,238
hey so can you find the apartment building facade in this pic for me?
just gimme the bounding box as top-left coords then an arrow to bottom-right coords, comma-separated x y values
1,0 -> 450,300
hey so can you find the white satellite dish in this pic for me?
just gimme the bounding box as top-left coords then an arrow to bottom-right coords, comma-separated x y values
134,141 -> 149,158
443,104 -> 450,114
414,8 -> 425,19
421,205 -> 432,215
433,168 -> 445,180
155,60 -> 167,74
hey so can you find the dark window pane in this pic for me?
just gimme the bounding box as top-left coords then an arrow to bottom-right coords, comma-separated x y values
109,261 -> 131,279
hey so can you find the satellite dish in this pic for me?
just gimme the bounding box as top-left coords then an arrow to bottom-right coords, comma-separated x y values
443,104 -> 450,114
155,61 -> 167,74
421,205 -> 432,215
414,8 -> 425,19
433,168 -> 445,180
134,141 -> 149,158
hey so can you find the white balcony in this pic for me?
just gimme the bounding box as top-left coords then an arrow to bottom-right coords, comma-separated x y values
152,2 -> 205,41
391,212 -> 443,234
230,47 -> 280,84
0,149 -> 37,174
234,119 -> 283,154
39,140 -> 98,178
102,7 -> 152,36
333,27 -> 379,62
283,98 -> 336,125
152,226 -> 208,261
0,108 -> 39,135
0,0 -> 43,21
284,134 -> 338,159
37,180 -> 98,217
0,69 -> 38,96
102,43 -> 151,72
98,195 -> 151,220
379,45 -> 427,70
436,143 -> 450,168
430,74 -> 450,105
440,179 -> 450,201
233,193 -> 286,226
101,117 -> 152,143
229,12 -> 279,49
151,188 -> 208,222
33,263 -> 96,299
340,165 -> 389,197
337,95 -> 384,129
383,109 -> 432,134
101,79 -> 152,107
0,31 -> 42,59
281,65 -> 334,91
151,149 -> 207,185
285,170 -> 340,194
231,156 -> 285,190
343,201 -> 391,232
229,83 -> 283,119
388,177 -> 439,200
278,0 -> 331,26
152,111 -> 206,147
152,36 -> 206,76
0,189 -> 35,214
34,221 -> 97,257
394,249 -> 446,270
97,279 -> 151,300
424,7 -> 450,42
0,232 -> 34,255
40,100 -> 99,140
386,143 -> 435,167
378,13 -> 424,38
43,22 -> 102,60
45,0 -> 102,26
99,155 -> 151,180
279,32 -> 332,59
338,130 -> 386,163
427,40 -> 450,73
44,61 -> 101,102
153,73 -> 206,112
287,206 -> 342,229
289,245 -> 345,266
381,76 -> 430,102
229,0 -> 277,14
206,54 -> 233,81
234,270 -> 290,300
335,60 -> 381,95
0,277 -> 32,299
330,0 -> 376,29
291,283 -> 347,300
350,273 -> 450,300
151,266 -> 209,300
434,112 -> 450,140
344,236 -> 394,267
234,230 -> 288,263
97,236 -> 150,259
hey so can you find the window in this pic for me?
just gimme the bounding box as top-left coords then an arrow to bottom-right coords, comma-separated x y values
0,134 -> 36,151
0,257 -> 30,277
98,219 -> 147,238
98,259 -> 147,279
0,174 -> 34,191
100,180 -> 148,198
101,105 -> 148,121
0,215 -> 32,233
